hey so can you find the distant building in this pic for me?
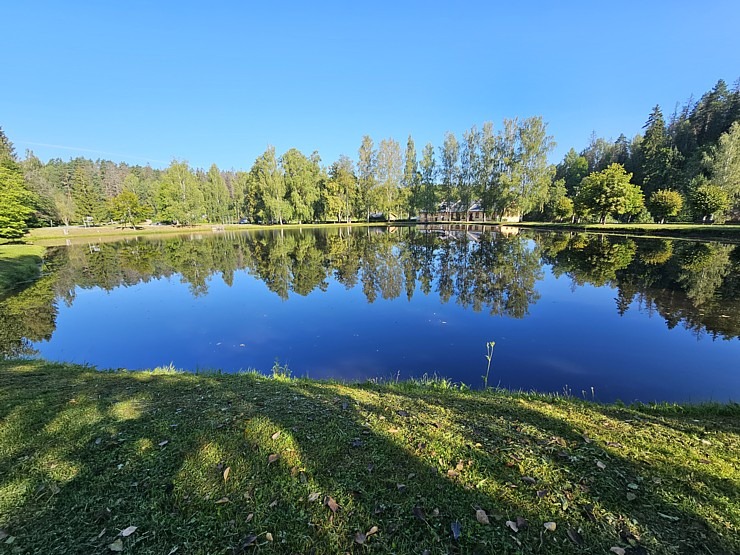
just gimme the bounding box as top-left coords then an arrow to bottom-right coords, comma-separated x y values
418,201 -> 521,223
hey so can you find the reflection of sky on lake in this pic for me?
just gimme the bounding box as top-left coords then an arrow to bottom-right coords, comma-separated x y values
34,246 -> 740,404
24,232 -> 740,402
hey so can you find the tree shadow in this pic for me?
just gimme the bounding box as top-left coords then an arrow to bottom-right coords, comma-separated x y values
0,361 -> 738,554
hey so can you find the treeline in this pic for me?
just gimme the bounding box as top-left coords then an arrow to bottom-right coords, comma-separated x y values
1,78 -> 739,238
0,116 -> 555,233
552,79 -> 740,223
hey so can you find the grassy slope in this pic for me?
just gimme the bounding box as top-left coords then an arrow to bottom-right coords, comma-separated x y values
0,245 -> 45,297
0,360 -> 737,554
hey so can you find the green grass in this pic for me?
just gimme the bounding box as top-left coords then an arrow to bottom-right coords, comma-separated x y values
0,245 -> 45,297
0,360 -> 738,554
27,222 -> 395,246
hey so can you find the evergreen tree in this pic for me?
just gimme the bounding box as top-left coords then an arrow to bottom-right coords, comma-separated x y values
555,148 -> 589,196
0,165 -> 35,239
640,105 -> 674,195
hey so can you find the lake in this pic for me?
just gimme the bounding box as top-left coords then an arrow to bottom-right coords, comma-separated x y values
2,225 -> 739,403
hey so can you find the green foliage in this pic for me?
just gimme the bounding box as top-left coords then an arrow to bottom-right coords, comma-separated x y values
108,190 -> 147,228
648,189 -> 684,223
357,136 -> 378,221
156,161 -> 204,225
690,182 -> 730,222
575,164 -> 645,224
0,165 -> 35,239
419,143 -> 437,213
438,131 -> 460,213
543,179 -> 573,222
555,148 -> 589,196
707,120 -> 740,208
376,138 -> 403,218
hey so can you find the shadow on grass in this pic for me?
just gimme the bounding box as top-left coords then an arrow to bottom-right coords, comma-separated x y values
0,360 -> 738,554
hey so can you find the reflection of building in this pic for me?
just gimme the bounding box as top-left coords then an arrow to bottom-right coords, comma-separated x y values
418,223 -> 520,239
418,201 -> 521,223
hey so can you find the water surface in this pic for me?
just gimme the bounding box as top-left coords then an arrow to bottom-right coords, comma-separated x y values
2,226 -> 739,403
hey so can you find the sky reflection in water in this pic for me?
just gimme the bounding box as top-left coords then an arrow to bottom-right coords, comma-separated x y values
5,226 -> 739,403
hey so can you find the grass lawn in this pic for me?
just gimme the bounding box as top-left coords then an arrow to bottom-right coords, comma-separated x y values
26,222 -> 394,247
0,245 -> 45,297
0,360 -> 737,554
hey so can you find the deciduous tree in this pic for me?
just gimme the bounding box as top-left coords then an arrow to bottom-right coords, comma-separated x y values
575,163 -> 645,224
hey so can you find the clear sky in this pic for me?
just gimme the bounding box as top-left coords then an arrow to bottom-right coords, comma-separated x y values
3,1 -> 739,170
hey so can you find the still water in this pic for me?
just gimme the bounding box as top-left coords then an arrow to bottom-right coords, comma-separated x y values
2,226 -> 739,403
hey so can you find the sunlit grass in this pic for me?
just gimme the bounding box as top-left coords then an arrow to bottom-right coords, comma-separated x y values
0,359 -> 737,554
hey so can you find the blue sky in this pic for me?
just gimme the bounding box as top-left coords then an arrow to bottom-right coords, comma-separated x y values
3,1 -> 739,170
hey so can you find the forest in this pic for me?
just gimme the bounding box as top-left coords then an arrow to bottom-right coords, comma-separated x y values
1,79 -> 739,239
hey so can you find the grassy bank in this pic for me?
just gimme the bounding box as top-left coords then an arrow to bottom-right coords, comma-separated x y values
511,222 -> 740,243
0,360 -> 737,554
0,245 -> 45,297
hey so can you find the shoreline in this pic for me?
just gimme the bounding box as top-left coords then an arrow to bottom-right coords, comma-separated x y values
19,220 -> 740,247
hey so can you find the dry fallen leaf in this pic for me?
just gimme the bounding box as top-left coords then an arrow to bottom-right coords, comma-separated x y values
267,454 -> 279,464
506,520 -> 519,533
325,496 -> 339,513
158,440 -> 169,447
308,492 -> 320,502
108,539 -> 124,552
626,492 -> 637,501
271,431 -> 281,440
412,505 -> 426,521
366,526 -> 378,537
451,520 -> 462,540
476,509 -> 490,525
610,548 -> 626,555
120,526 -> 137,537
265,532 -> 273,542
596,460 -> 606,470
544,522 -> 556,531
354,532 -> 367,545
223,466 -> 231,482
627,483 -> 639,490
536,489 -> 548,498
516,516 -> 528,530
521,476 -> 536,484
215,497 -> 230,504
245,513 -> 253,523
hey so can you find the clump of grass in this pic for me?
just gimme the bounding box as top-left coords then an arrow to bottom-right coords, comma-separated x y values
0,359 -> 738,554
